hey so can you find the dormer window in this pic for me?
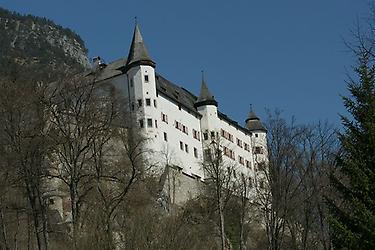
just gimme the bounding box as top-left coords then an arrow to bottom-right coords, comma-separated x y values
144,75 -> 149,83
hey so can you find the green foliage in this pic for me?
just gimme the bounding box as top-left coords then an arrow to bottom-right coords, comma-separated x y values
328,51 -> 375,249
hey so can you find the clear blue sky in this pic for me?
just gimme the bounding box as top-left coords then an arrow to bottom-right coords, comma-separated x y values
0,0 -> 371,127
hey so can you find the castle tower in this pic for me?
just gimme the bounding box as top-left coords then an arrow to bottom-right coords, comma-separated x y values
124,24 -> 159,137
245,107 -> 267,165
195,73 -> 219,144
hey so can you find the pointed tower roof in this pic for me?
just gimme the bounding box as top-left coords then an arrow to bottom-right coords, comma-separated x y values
245,106 -> 267,132
194,72 -> 218,108
125,24 -> 155,71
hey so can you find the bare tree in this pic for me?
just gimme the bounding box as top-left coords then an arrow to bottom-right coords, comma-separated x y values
202,138 -> 237,250
44,73 -> 120,249
0,76 -> 51,250
253,111 -> 338,250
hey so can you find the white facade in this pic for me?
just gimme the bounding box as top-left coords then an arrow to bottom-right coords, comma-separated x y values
97,25 -> 268,189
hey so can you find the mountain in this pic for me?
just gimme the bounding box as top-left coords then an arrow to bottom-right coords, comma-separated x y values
0,7 -> 90,80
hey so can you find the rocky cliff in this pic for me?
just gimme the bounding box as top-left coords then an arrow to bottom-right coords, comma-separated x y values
0,7 -> 90,79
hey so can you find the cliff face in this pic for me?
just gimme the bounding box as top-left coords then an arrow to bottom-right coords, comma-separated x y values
0,7 -> 90,79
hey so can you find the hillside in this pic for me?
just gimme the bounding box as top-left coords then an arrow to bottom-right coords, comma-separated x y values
0,7 -> 90,80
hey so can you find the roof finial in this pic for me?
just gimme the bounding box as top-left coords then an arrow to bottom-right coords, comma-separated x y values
201,70 -> 205,83
250,104 -> 253,112
134,16 -> 138,25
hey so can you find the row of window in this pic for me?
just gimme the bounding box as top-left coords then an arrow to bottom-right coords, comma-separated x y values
134,98 -> 157,110
179,141 -> 199,158
139,118 -> 158,128
162,132 -> 199,158
222,147 -> 250,168
161,113 -> 201,141
221,129 -> 234,142
175,121 -> 189,135
204,129 -> 254,153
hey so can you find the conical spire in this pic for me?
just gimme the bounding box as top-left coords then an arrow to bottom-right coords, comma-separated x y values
125,23 -> 155,71
194,71 -> 218,108
245,105 -> 267,132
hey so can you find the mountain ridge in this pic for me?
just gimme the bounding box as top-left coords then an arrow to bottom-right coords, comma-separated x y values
0,7 -> 90,80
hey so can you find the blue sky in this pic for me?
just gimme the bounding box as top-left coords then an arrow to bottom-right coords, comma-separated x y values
0,0 -> 371,127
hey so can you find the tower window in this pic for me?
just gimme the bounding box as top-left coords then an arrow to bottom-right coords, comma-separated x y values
137,99 -> 142,107
155,120 -> 158,128
144,75 -> 149,83
147,118 -> 153,127
139,119 -> 144,128
185,144 -> 189,153
203,132 -> 208,140
154,99 -> 157,108
255,133 -> 259,138
130,79 -> 134,88
180,141 -> 184,150
146,98 -> 151,106
163,132 -> 168,142
194,147 -> 198,158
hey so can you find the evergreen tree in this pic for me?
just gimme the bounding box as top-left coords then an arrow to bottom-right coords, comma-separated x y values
328,50 -> 375,249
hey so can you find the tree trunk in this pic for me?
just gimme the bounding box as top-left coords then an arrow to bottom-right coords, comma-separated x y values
218,198 -> 226,250
0,207 -> 9,250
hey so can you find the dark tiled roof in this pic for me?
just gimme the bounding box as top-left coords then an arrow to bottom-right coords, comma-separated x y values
95,58 -> 257,135
245,111 -> 267,132
195,77 -> 217,107
95,58 -> 126,81
125,24 -> 155,70
155,74 -> 201,117
218,112 -> 252,136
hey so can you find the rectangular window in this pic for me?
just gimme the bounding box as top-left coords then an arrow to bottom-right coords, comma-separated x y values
204,149 -> 211,161
163,132 -> 168,142
229,134 -> 233,142
155,120 -> 158,128
144,75 -> 149,83
239,156 -> 244,165
147,118 -> 153,127
211,131 -> 215,139
244,143 -> 250,152
180,141 -> 184,150
237,138 -> 243,148
254,146 -> 262,154
139,119 -> 144,128
146,98 -> 151,106
255,133 -> 259,138
161,113 -> 168,123
182,125 -> 188,134
193,129 -> 200,141
230,150 -> 235,159
154,99 -> 157,107
137,99 -> 142,107
194,147 -> 198,158
246,160 -> 251,168
185,144 -> 189,153
203,132 -> 208,140
130,78 -> 134,87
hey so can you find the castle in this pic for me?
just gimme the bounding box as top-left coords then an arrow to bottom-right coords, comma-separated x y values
93,24 -> 268,203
